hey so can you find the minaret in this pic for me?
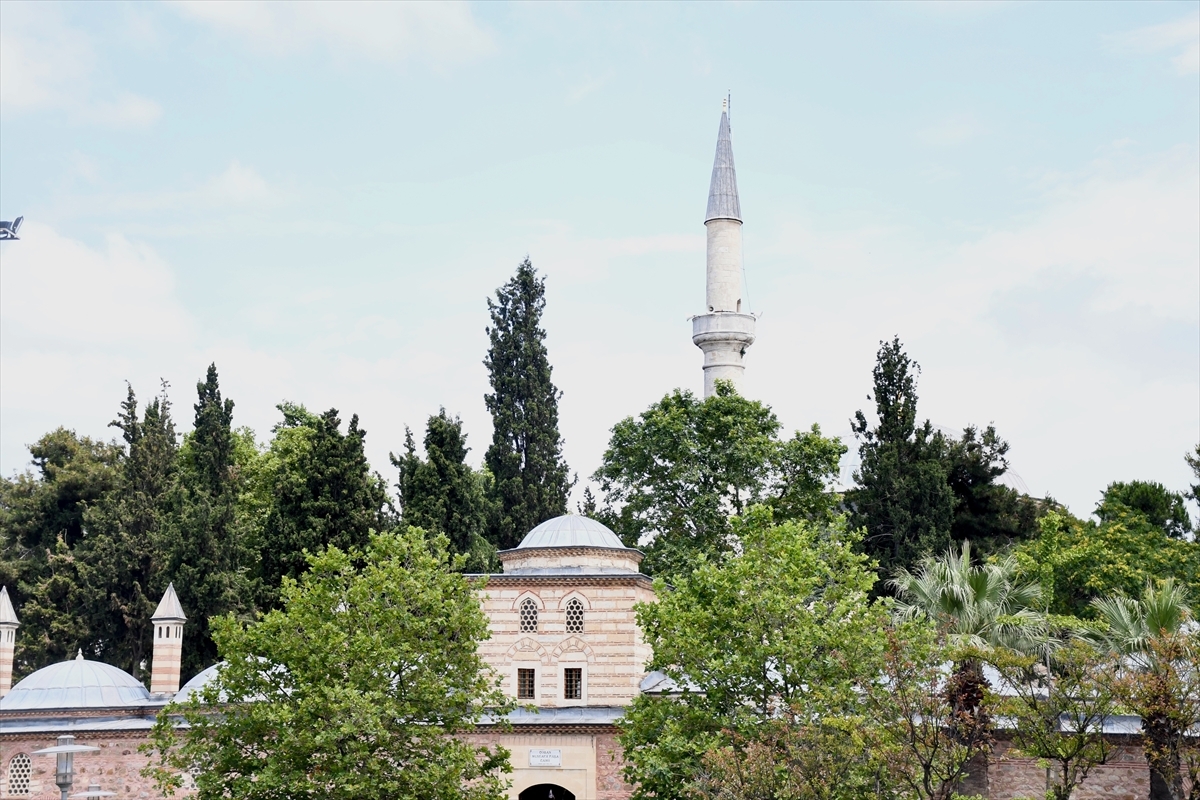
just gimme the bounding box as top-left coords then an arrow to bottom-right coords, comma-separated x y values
0,586 -> 19,697
150,583 -> 187,695
692,99 -> 756,398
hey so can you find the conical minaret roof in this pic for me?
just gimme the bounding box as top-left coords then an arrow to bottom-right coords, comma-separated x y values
704,103 -> 742,223
0,586 -> 17,625
152,583 -> 187,622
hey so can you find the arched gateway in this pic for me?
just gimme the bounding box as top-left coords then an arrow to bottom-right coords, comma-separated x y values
519,784 -> 576,800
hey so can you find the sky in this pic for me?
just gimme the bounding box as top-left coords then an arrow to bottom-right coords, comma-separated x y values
1,1 -> 1197,520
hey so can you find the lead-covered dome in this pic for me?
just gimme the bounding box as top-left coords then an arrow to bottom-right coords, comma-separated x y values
1,652 -> 150,710
517,515 -> 625,550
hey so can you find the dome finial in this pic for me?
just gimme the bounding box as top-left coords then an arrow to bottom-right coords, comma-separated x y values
76,649 -> 83,661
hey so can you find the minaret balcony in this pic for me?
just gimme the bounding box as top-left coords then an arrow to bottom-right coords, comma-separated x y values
691,312 -> 756,348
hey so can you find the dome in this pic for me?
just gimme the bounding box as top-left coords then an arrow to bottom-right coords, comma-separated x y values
1,652 -> 150,710
174,663 -> 221,703
516,515 -> 626,550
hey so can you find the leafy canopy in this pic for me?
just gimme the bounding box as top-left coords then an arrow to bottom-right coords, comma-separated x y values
594,382 -> 844,576
146,527 -> 513,800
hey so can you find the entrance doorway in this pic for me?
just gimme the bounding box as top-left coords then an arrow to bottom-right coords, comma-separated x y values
518,785 -> 576,800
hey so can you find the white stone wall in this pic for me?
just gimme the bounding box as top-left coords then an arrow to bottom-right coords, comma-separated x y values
477,579 -> 655,708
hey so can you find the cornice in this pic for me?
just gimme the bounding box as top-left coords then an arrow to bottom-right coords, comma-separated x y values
473,573 -> 653,588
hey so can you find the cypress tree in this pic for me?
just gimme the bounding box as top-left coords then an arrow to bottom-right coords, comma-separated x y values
849,337 -> 954,582
393,410 -> 493,570
254,404 -> 391,609
482,259 -> 571,550
160,364 -> 253,679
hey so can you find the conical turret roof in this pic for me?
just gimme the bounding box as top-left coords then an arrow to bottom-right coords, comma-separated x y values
705,106 -> 741,223
0,586 -> 17,625
152,583 -> 187,622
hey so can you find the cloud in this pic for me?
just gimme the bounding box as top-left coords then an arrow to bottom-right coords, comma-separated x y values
171,0 -> 495,66
1106,11 -> 1200,75
567,70 -> 615,104
0,3 -> 161,127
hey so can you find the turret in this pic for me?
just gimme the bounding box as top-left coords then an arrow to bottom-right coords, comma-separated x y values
0,586 -> 18,697
150,583 -> 186,695
693,99 -> 756,397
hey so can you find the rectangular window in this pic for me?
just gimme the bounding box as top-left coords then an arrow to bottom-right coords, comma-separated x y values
563,667 -> 582,700
517,668 -> 536,699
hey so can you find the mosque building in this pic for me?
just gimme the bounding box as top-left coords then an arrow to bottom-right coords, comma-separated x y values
0,107 -> 1156,800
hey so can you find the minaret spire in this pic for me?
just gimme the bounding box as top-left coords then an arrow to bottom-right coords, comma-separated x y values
692,100 -> 756,398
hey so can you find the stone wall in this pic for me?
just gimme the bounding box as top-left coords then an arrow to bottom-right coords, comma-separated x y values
0,733 -> 177,799
987,740 -> 1150,800
477,580 -> 656,707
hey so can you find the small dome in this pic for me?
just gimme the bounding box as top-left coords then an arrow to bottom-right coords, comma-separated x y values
517,515 -> 626,550
1,653 -> 150,710
175,663 -> 221,703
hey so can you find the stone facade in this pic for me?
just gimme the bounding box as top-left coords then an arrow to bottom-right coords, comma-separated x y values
0,732 -> 163,798
986,739 -> 1153,800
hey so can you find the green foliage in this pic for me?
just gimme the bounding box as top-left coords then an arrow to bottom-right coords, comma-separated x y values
0,428 -> 121,596
989,640 -> 1119,800
1186,444 -> 1200,508
158,364 -> 255,679
252,403 -> 392,609
891,541 -> 1046,655
594,382 -> 844,576
1097,480 -> 1192,540
145,528 -> 513,800
76,382 -> 180,678
849,337 -> 955,581
1013,510 -> 1200,620
393,409 -> 495,572
1091,581 -> 1197,800
619,508 -> 891,798
942,425 -> 1043,554
483,258 -> 571,550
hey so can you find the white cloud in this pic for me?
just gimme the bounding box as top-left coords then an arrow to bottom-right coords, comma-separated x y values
1107,12 -> 1200,75
171,0 -> 495,66
0,3 -> 161,127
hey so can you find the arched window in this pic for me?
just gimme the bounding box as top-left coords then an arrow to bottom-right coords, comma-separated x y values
8,753 -> 31,795
565,598 -> 584,634
519,598 -> 538,633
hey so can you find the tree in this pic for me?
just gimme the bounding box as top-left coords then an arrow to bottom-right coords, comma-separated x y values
890,539 -> 1046,788
594,382 -> 844,576
158,364 -> 254,679
253,403 -> 391,609
988,639 -> 1120,800
1097,480 -> 1193,540
77,382 -> 179,678
619,508 -> 892,799
1186,445 -> 1200,509
483,258 -> 572,550
865,624 -> 992,800
942,425 -> 1042,554
1092,579 -> 1198,800
0,428 -> 121,603
849,338 -> 955,581
1013,510 -> 1200,620
145,528 -> 513,800
393,409 -> 494,571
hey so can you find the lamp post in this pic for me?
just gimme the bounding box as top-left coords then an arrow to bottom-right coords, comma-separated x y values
32,735 -> 101,800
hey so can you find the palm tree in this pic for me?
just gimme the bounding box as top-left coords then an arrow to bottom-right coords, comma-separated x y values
890,540 -> 1047,655
1092,579 -> 1196,800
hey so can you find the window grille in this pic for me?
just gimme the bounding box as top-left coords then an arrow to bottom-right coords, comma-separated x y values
565,598 -> 584,634
564,668 -> 582,700
519,598 -> 538,633
8,753 -> 31,795
517,668 -> 536,699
